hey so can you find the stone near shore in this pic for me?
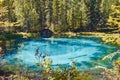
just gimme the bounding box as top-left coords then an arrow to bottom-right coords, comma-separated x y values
40,29 -> 53,38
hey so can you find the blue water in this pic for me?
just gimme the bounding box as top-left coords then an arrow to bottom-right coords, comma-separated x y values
1,36 -> 118,69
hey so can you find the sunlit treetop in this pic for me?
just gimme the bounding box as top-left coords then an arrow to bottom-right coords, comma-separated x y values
0,0 -> 3,3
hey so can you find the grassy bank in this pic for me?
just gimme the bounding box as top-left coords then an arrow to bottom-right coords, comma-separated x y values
54,31 -> 120,46
0,33 -> 39,40
0,32 -> 119,46
78,32 -> 120,46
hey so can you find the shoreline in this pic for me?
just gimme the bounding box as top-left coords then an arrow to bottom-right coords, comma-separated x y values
0,31 -> 120,46
58,32 -> 120,46
0,31 -> 119,80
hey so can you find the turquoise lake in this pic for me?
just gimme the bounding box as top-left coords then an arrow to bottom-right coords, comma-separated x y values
0,35 -> 118,70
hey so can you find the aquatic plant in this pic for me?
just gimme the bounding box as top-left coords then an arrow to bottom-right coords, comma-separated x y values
0,47 -> 103,80
33,48 -> 95,80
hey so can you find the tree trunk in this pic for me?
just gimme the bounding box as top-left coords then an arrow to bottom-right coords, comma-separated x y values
27,20 -> 31,32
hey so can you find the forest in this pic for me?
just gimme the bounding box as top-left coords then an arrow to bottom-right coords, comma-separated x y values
0,0 -> 120,80
0,0 -> 120,33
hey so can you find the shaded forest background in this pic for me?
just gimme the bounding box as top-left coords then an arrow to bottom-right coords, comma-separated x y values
0,0 -> 120,33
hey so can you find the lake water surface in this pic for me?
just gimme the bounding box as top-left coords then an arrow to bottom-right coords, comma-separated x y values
0,35 -> 118,70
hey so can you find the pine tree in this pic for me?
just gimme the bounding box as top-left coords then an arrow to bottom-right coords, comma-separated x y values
14,0 -> 38,32
0,0 -> 16,33
0,0 -> 8,22
107,0 -> 120,30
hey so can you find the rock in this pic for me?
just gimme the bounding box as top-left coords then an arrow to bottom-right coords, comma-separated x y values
0,70 -> 5,76
40,29 -> 53,38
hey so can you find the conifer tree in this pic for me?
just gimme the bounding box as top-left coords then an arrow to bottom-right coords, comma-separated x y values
107,0 -> 120,30
14,0 -> 38,32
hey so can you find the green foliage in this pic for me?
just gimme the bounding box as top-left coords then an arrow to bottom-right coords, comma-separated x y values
33,49 -> 94,80
96,50 -> 120,79
0,34 -> 23,40
80,32 -> 120,46
0,50 -> 95,80
107,0 -> 120,29
101,34 -> 120,46
0,0 -> 120,33
0,1 -> 8,26
13,0 -> 39,32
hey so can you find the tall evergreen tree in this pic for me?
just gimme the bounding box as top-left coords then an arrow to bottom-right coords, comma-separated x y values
85,0 -> 102,31
14,0 -> 38,32
107,0 -> 120,30
0,0 -> 118,33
